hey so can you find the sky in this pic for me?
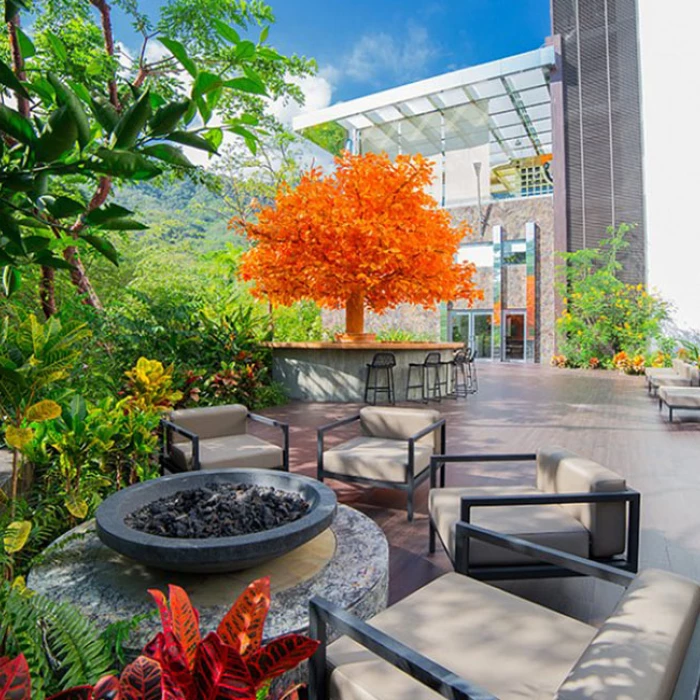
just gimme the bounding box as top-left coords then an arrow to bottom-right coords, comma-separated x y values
111,0 -> 551,125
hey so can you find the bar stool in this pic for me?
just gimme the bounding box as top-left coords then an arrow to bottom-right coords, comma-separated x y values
466,347 -> 478,394
364,352 -> 396,405
407,351 -> 443,403
449,349 -> 470,398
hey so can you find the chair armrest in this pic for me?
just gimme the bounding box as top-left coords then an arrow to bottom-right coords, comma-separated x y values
455,523 -> 636,587
409,418 -> 446,444
160,419 -> 200,471
248,413 -> 290,471
317,414 -> 361,475
430,452 -> 537,488
308,596 -> 497,700
317,413 -> 361,436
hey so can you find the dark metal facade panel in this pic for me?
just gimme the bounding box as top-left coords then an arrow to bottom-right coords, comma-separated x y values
552,0 -> 646,284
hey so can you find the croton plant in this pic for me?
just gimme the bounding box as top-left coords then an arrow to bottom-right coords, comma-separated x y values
0,577 -> 319,699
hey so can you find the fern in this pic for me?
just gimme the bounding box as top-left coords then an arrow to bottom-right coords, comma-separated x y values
0,581 -> 113,698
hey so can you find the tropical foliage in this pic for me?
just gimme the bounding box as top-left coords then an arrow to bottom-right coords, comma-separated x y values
235,152 -> 483,336
554,225 -> 670,369
0,577 -> 318,700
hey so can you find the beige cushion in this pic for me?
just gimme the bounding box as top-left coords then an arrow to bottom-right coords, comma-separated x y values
169,404 -> 248,441
328,572 -> 596,700
537,447 -> 626,557
556,569 -> 700,699
658,387 -> 700,408
170,434 -> 283,471
645,367 -> 677,380
652,375 -> 694,389
323,436 -> 432,483
360,406 -> 441,452
429,485 -> 590,566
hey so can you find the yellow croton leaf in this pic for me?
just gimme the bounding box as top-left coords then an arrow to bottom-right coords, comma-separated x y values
25,399 -> 62,423
4,520 -> 32,554
65,493 -> 89,519
11,575 -> 26,591
5,425 -> 35,451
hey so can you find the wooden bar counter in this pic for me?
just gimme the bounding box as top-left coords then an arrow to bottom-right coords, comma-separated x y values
266,342 -> 463,403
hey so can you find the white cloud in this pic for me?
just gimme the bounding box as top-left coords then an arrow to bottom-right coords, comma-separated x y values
343,23 -> 436,86
269,67 -> 336,126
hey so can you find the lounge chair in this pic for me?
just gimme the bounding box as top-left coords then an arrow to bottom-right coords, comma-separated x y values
644,357 -> 685,392
317,406 -> 446,521
658,385 -> 700,422
428,447 -> 639,579
160,404 -> 289,472
308,528 -> 700,700
648,361 -> 699,395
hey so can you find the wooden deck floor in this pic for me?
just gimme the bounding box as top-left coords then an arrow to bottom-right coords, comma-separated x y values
257,363 -> 700,623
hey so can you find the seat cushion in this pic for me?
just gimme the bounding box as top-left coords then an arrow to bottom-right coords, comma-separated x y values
556,569 -> 700,700
645,367 -> 677,380
169,404 -> 248,441
429,485 -> 590,566
323,436 -> 432,483
537,447 -> 627,558
360,406 -> 442,452
658,387 -> 700,408
328,572 -> 596,700
170,434 -> 283,471
652,376 -> 694,389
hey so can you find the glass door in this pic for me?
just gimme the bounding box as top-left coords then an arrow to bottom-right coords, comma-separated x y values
450,311 -> 493,359
503,312 -> 526,361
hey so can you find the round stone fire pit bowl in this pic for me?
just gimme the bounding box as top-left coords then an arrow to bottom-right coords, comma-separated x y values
96,470 -> 337,573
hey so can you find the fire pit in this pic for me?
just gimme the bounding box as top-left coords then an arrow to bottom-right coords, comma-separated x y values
96,470 -> 337,573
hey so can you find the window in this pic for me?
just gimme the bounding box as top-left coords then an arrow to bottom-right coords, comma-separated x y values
503,240 -> 526,265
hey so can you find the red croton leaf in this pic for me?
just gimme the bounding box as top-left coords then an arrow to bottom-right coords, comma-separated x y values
148,589 -> 174,636
168,585 -> 201,671
193,633 -> 255,700
119,657 -> 163,700
143,632 -> 192,699
216,577 -> 270,657
247,635 -> 320,688
0,654 -> 31,700
92,675 -> 121,700
46,687 -> 92,700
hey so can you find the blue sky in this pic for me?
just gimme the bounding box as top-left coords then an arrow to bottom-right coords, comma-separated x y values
113,0 -> 551,120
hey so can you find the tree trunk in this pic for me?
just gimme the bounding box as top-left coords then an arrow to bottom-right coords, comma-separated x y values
63,246 -> 104,310
40,265 -> 57,318
6,14 -> 29,117
339,292 -> 376,343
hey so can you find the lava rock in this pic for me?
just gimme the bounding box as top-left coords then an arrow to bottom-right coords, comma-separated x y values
125,483 -> 310,539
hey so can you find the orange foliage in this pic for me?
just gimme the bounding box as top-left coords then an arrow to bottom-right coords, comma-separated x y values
233,152 -> 483,334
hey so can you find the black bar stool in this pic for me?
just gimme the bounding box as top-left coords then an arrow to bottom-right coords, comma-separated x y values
448,349 -> 470,398
407,351 -> 443,403
364,352 -> 396,405
466,347 -> 479,394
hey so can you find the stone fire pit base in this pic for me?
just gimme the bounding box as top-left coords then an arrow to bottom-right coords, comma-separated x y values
28,505 -> 388,657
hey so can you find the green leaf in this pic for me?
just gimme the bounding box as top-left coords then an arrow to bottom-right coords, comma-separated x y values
16,27 -> 35,59
21,236 -> 50,253
235,40 -> 256,61
68,81 -> 91,104
213,19 -> 241,44
3,520 -> 32,553
45,31 -> 68,62
85,203 -> 133,225
34,251 -> 73,270
149,99 -> 190,136
96,219 -> 147,231
166,131 -> 218,154
223,77 -> 267,96
2,266 -> 20,296
159,37 -> 197,78
259,25 -> 270,44
230,124 -> 257,154
28,77 -> 54,103
0,210 -> 21,245
46,195 -> 85,219
196,95 -> 211,125
0,103 -> 35,144
91,96 -> 119,134
192,71 -> 222,99
0,57 -> 29,99
141,143 -> 193,168
3,173 -> 34,192
81,234 -> 119,265
25,399 -> 61,422
204,127 -> 223,152
65,493 -> 88,519
35,106 -> 79,162
47,73 -> 91,149
93,147 -> 162,180
114,88 -> 152,149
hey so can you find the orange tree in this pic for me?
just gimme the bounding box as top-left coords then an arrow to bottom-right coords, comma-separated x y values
234,152 -> 483,338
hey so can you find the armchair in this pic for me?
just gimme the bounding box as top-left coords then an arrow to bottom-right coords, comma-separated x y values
317,406 -> 446,521
160,404 -> 289,472
309,528 -> 700,700
428,447 -> 640,579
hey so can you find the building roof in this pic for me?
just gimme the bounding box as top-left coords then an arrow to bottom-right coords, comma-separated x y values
293,46 -> 555,166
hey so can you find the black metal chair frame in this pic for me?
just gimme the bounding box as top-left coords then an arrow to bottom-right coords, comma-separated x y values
448,350 -> 470,399
364,352 -> 396,405
160,412 -> 290,473
317,413 -> 446,521
308,527 -> 700,700
428,453 -> 640,580
407,351 -> 444,403
465,348 -> 478,394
